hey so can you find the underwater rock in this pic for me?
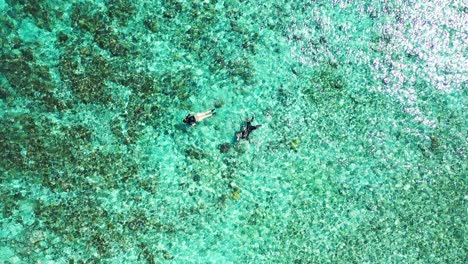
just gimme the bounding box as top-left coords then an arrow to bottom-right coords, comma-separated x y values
289,138 -> 300,151
226,57 -> 254,84
144,18 -> 159,33
71,3 -> 106,34
219,142 -> 231,153
430,136 -> 440,152
94,28 -> 129,56
0,87 -> 9,100
231,189 -> 241,200
192,173 -> 201,182
162,0 -> 182,19
235,142 -> 248,153
22,0 -> 54,30
229,183 -> 241,200
107,0 -> 136,26
138,175 -> 159,194
160,69 -> 194,100
214,98 -> 225,108
185,146 -> 206,160
57,31 -> 68,43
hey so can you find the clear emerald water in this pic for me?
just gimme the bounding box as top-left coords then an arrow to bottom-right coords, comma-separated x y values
0,0 -> 466,262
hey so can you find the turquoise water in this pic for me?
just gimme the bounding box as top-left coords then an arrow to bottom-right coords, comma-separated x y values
0,0 -> 466,262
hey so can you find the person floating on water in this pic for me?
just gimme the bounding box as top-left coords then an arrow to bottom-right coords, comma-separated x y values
236,117 -> 261,141
183,109 -> 216,126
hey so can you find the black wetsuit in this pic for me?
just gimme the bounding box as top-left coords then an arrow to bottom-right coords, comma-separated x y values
183,114 -> 196,126
237,118 -> 261,140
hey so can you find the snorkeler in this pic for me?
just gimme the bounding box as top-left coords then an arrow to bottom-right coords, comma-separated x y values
236,117 -> 261,141
183,109 -> 216,126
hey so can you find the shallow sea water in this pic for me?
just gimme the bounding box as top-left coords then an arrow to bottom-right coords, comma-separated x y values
0,0 -> 466,263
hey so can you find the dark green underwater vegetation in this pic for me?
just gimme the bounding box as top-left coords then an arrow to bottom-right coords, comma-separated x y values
0,0 -> 264,261
0,0 -> 466,262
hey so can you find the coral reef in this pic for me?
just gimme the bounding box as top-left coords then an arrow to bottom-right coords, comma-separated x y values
107,0 -> 136,26
0,0 -> 465,262
219,142 -> 231,153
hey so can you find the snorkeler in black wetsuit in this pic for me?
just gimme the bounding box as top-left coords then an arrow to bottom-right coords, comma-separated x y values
183,114 -> 197,126
183,109 -> 216,126
236,117 -> 261,141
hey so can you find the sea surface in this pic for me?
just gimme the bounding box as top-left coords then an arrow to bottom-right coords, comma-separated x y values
0,0 -> 466,263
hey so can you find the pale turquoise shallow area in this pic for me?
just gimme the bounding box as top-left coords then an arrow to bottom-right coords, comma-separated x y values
0,0 -> 466,263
